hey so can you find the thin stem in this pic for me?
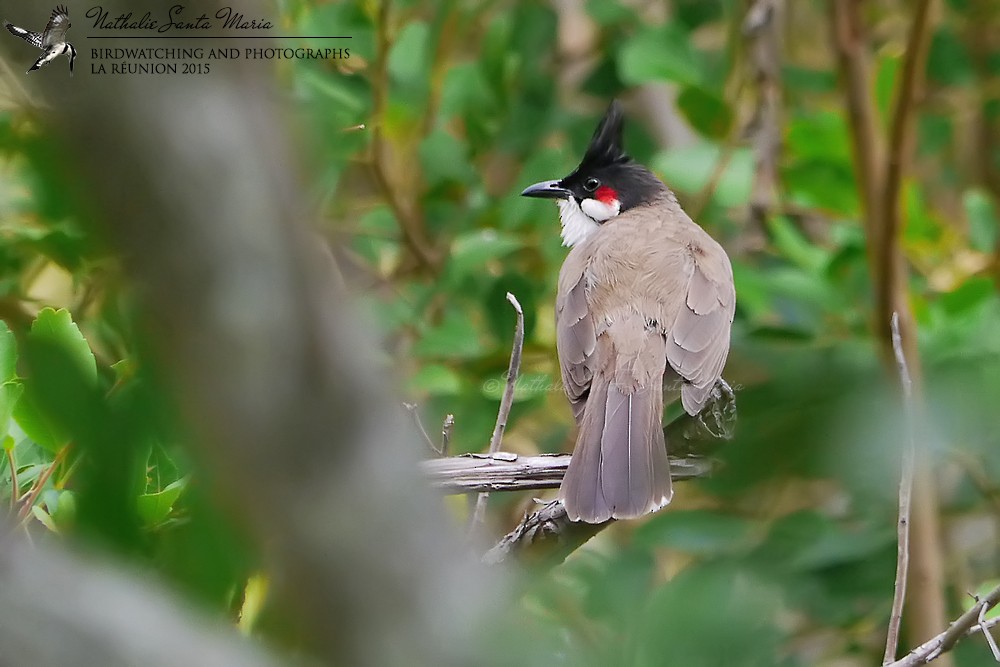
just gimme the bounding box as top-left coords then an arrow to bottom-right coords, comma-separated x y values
16,445 -> 69,524
468,293 -> 524,535
884,312 -> 915,664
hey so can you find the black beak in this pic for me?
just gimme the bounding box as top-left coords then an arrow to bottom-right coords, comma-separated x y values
520,179 -> 572,200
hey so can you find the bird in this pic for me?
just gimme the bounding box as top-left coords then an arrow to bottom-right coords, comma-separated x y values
521,101 -> 735,523
3,5 -> 76,75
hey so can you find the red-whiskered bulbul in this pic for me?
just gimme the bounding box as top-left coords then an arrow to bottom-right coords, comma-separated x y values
521,101 -> 735,523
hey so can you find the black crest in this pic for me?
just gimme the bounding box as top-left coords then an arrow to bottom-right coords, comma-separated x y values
580,101 -> 630,169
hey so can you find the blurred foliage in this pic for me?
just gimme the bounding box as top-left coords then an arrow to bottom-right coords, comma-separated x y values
1,0 -> 1000,665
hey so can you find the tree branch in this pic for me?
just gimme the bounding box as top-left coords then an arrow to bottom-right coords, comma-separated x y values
889,583 -> 1000,666
470,381 -> 736,564
423,453 -> 712,494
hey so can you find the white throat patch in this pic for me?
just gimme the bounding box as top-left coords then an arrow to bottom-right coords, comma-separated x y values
558,198 -> 604,247
580,197 -> 621,222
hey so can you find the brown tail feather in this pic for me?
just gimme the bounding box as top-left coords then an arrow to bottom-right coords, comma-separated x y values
559,371 -> 673,523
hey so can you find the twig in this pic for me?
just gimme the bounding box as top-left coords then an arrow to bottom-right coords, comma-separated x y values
468,294 -> 524,534
884,312 -> 916,664
17,446 -> 69,524
889,583 -> 1000,666
405,402 -> 442,456
978,597 -> 1000,660
440,414 -> 454,457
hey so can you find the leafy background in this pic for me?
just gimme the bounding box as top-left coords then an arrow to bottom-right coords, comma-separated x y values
1,0 -> 1000,665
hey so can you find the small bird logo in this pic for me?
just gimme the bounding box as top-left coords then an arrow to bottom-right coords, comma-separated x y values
3,5 -> 76,75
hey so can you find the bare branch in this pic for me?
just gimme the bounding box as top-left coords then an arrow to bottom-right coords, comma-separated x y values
469,294 -> 525,533
890,583 -> 1000,666
884,312 -> 916,664
478,454 -> 706,566
423,453 -> 712,494
482,499 -> 600,567
978,598 -> 1000,660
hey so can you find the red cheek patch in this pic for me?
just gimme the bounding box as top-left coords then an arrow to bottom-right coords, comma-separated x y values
595,185 -> 619,204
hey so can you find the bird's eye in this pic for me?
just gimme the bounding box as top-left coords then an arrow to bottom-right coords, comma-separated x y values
584,178 -> 600,192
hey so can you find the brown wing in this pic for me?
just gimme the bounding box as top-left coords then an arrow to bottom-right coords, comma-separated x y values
665,239 -> 735,414
555,251 -> 596,424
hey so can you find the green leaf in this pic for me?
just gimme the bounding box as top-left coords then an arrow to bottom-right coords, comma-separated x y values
14,387 -> 68,452
448,229 -> 523,279
635,509 -> 754,554
419,129 -> 474,187
31,504 -> 58,533
585,0 -> 636,26
13,309 -> 97,452
26,308 -> 97,383
618,24 -> 706,87
676,86 -> 732,139
440,63 -> 496,118
0,320 -> 16,382
44,489 -> 76,529
786,111 -> 852,163
766,216 -> 829,273
413,310 -> 484,359
964,188 -> 999,252
407,364 -> 463,396
939,278 -> 994,316
387,21 -> 430,88
0,381 -> 24,441
137,477 -> 188,527
652,144 -> 753,207
927,27 -> 974,86
636,564 -> 782,666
